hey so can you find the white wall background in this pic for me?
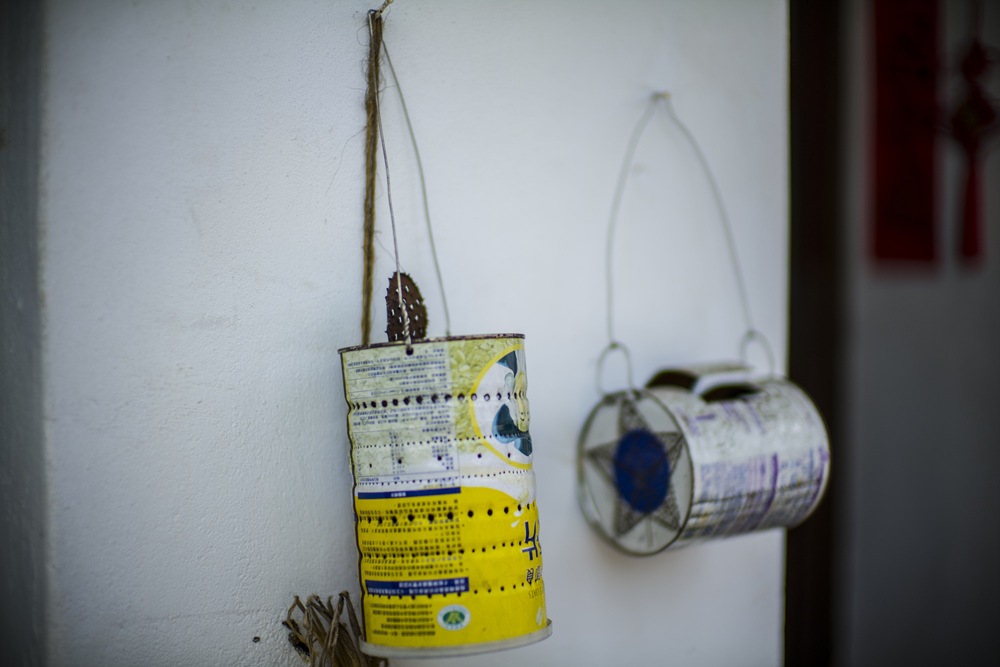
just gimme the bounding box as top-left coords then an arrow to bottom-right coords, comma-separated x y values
837,2 -> 1000,665
34,1 -> 789,665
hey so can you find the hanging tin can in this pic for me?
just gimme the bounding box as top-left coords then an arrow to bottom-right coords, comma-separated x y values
577,363 -> 830,556
339,334 -> 552,658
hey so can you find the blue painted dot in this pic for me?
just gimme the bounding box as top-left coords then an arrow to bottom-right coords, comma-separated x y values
613,428 -> 669,513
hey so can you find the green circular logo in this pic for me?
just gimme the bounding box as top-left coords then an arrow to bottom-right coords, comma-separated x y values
437,604 -> 471,631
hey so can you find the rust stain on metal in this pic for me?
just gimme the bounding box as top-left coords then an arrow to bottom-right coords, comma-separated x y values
385,271 -> 427,342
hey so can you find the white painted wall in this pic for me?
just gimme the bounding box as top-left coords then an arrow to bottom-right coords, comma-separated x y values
38,1 -> 789,664
837,2 -> 1000,665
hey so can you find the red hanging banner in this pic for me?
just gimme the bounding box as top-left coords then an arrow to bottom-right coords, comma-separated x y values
872,0 -> 939,264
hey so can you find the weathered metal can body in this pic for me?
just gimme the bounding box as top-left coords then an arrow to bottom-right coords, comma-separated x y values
578,364 -> 830,555
339,334 -> 551,657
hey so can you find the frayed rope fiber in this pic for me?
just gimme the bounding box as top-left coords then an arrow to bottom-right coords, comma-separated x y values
361,11 -> 383,346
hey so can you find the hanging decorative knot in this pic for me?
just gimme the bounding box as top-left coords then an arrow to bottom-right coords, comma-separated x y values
949,28 -> 998,264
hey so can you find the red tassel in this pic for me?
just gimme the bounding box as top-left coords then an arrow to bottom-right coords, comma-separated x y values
960,157 -> 982,263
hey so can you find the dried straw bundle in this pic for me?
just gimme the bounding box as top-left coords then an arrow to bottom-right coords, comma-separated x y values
283,593 -> 387,667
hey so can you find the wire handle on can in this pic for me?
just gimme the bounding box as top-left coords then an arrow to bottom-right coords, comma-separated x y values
599,91 -> 776,389
740,328 -> 776,377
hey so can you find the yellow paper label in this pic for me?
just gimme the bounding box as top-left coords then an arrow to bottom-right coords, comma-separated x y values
356,487 -> 546,646
341,336 -> 547,649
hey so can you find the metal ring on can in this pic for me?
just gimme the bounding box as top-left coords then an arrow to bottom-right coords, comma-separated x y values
739,329 -> 776,376
596,341 -> 636,397
577,388 -> 694,556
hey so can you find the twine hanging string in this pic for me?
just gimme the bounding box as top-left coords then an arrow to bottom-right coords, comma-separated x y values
361,0 -> 451,344
360,8 -> 384,346
599,92 -> 774,394
367,6 -> 412,351
382,45 -> 451,336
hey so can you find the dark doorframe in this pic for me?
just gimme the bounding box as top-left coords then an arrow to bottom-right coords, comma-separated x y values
787,1 -> 844,665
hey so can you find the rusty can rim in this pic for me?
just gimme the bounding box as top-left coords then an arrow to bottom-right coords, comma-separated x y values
338,333 -> 524,355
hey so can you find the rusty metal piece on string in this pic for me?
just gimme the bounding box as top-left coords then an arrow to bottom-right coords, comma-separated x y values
385,272 -> 427,342
283,592 -> 387,667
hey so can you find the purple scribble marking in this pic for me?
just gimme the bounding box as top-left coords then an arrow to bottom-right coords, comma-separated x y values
749,454 -> 780,530
695,413 -> 717,422
808,448 -> 829,506
722,402 -> 751,431
681,411 -> 700,436
743,399 -> 766,434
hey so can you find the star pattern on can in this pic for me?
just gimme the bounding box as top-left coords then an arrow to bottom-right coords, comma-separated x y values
584,396 -> 686,543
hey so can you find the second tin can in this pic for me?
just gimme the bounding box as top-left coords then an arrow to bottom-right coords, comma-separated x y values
577,363 -> 830,555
